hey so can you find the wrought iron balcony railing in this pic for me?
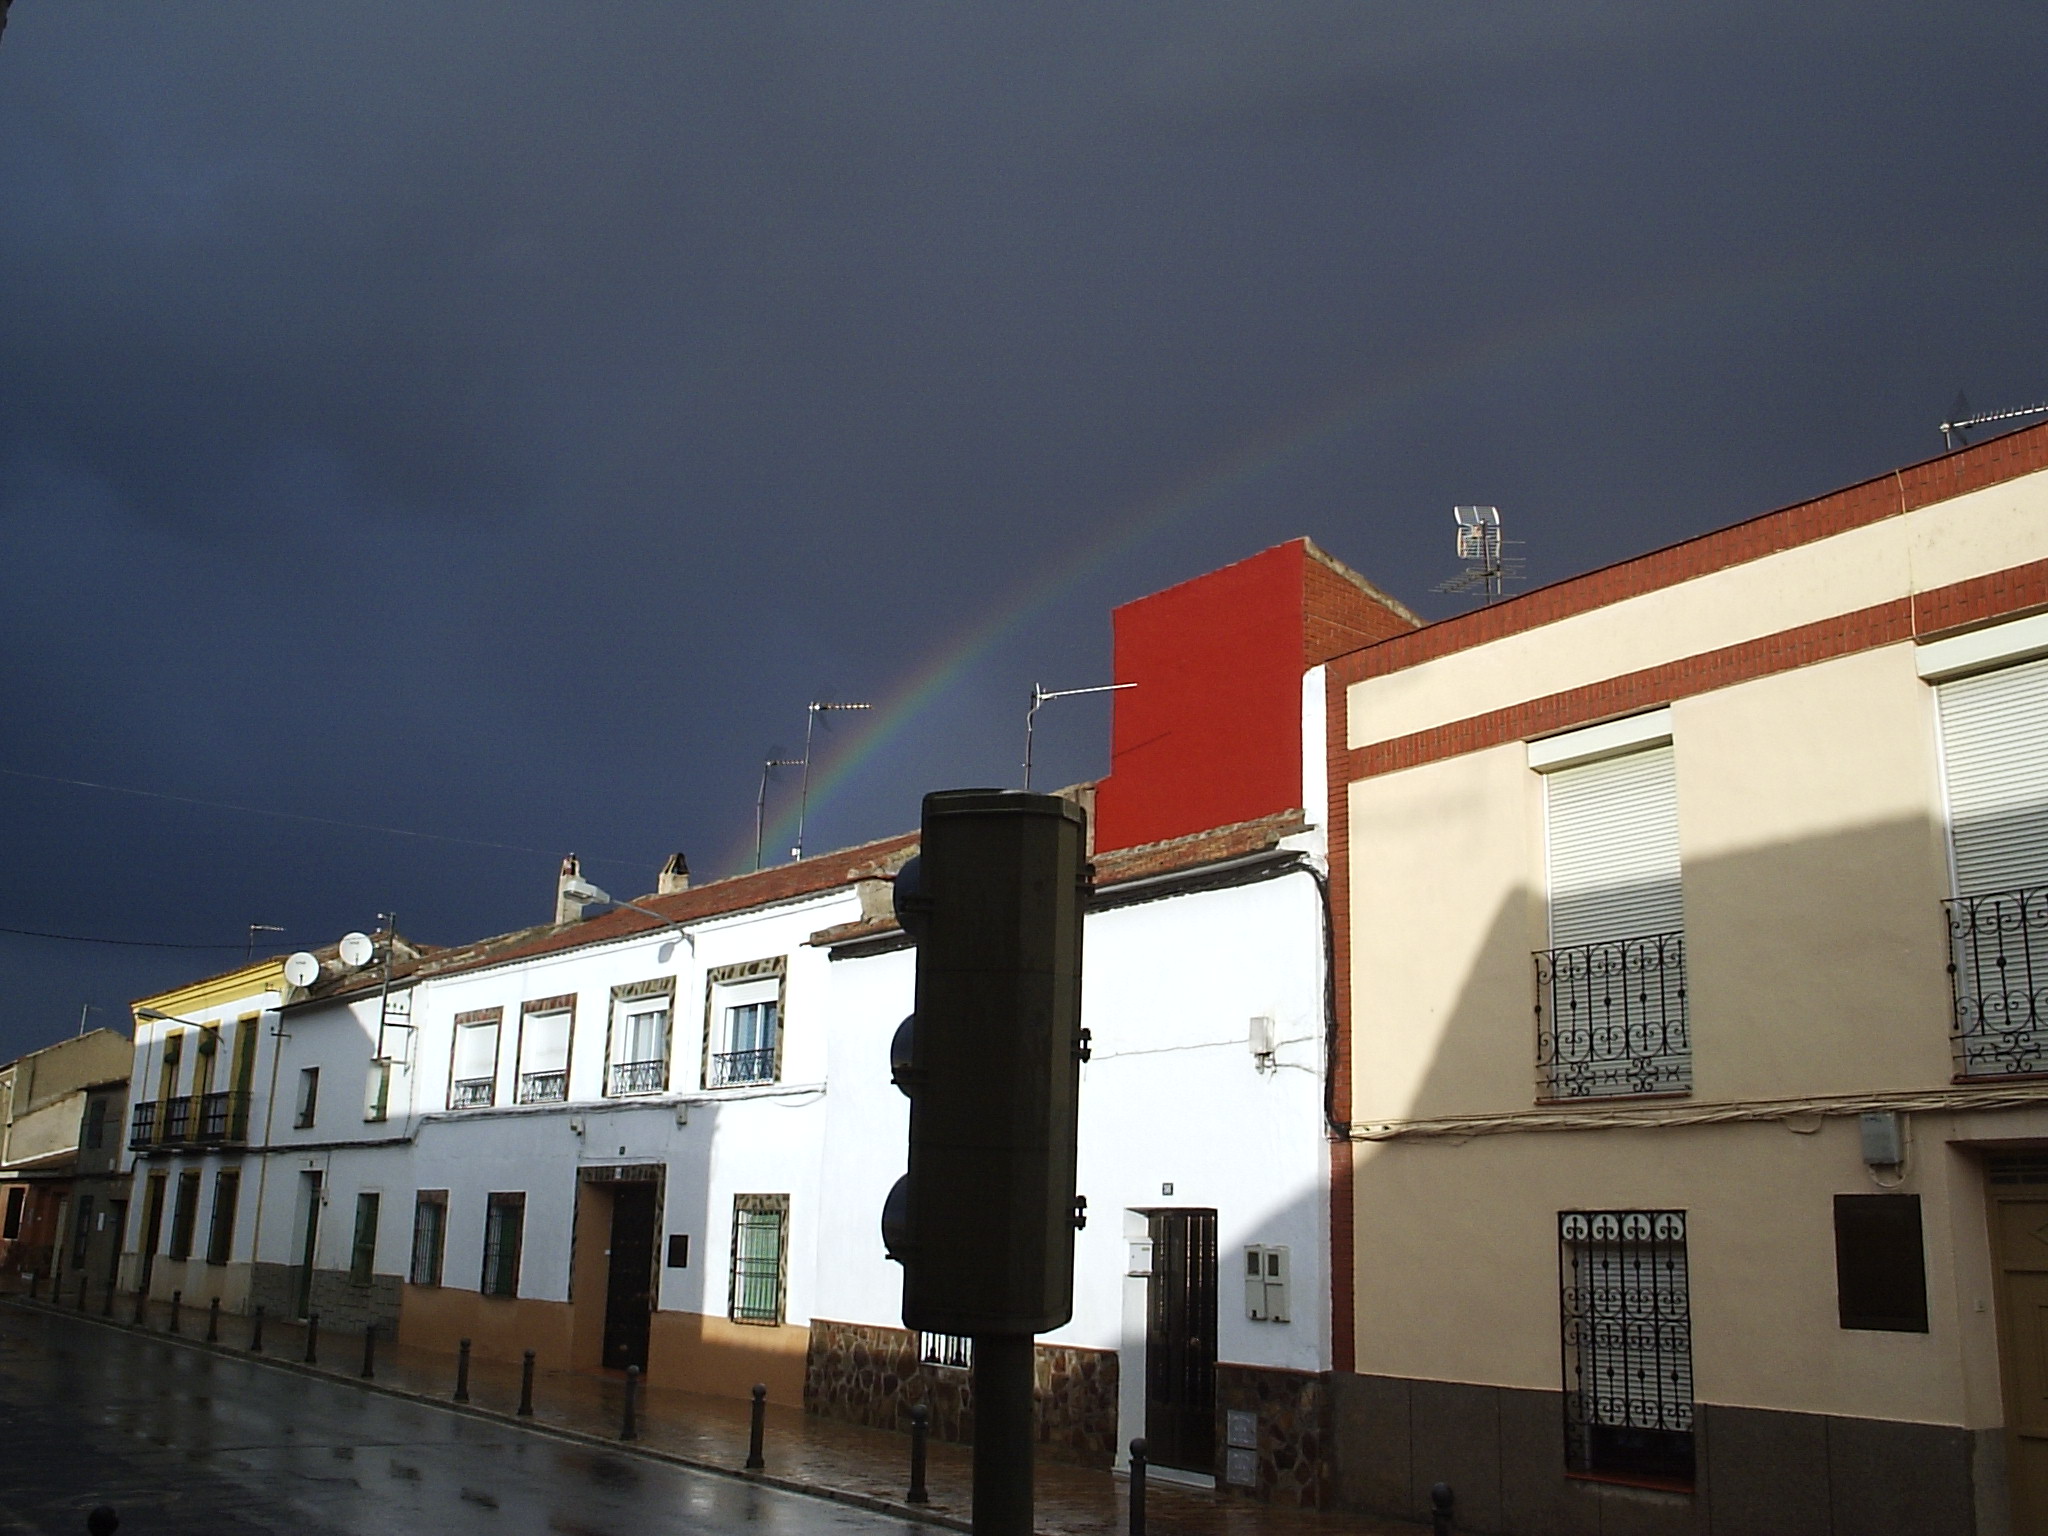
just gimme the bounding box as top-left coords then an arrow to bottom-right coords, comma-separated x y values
609,1059 -> 665,1096
518,1070 -> 568,1104
161,1095 -> 194,1143
129,1100 -> 158,1149
1947,884 -> 2048,1077
450,1077 -> 495,1109
710,1047 -> 777,1087
1535,932 -> 1690,1100
194,1091 -> 250,1143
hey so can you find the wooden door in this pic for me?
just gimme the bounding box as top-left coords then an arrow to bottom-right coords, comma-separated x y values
1994,1191 -> 2048,1533
602,1184 -> 657,1372
294,1171 -> 322,1318
1145,1209 -> 1218,1474
139,1175 -> 166,1293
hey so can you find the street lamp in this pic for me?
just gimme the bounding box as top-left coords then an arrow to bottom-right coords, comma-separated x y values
559,878 -> 695,953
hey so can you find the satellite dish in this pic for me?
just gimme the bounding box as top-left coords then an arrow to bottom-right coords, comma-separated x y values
337,932 -> 375,968
283,952 -> 321,988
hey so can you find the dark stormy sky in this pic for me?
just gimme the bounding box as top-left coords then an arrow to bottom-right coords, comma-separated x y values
2,4 -> 2045,1059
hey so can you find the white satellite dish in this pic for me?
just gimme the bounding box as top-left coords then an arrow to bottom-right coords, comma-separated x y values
283,951 -> 322,988
337,931 -> 375,968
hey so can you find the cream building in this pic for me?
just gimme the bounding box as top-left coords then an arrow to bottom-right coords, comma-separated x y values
1324,426 -> 2048,1535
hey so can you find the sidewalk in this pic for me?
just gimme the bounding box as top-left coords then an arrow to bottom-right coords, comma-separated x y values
3,1287 -> 1421,1536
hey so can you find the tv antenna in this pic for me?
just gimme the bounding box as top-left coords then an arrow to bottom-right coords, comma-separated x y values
755,756 -> 804,871
793,700 -> 873,861
1940,391 -> 2048,451
1023,682 -> 1134,790
1432,505 -> 1524,604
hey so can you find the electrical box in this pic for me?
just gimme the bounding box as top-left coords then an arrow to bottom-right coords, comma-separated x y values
1244,1244 -> 1291,1322
1127,1238 -> 1154,1277
666,1234 -> 690,1269
1860,1111 -> 1905,1167
1248,1015 -> 1276,1067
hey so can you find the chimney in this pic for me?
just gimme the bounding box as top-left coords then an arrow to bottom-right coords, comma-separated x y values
657,852 -> 690,896
555,853 -> 586,925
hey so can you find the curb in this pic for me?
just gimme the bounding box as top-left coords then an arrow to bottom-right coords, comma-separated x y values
4,1297 -> 978,1534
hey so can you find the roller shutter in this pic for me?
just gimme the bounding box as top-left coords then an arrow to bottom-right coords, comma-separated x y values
1938,654 -> 2048,896
1545,744 -> 1683,947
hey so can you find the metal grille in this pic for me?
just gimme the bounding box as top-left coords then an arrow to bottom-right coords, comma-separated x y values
161,1096 -> 194,1143
608,1060 -> 665,1096
1559,1210 -> 1694,1486
197,1091 -> 244,1142
710,1048 -> 776,1087
1947,885 -> 2048,1076
730,1200 -> 786,1323
1535,934 -> 1689,1098
129,1101 -> 157,1148
1987,1154 -> 2048,1186
919,1331 -> 973,1370
451,1077 -> 494,1108
517,1070 -> 568,1104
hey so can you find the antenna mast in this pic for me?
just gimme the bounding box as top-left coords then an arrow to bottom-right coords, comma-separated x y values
1432,505 -> 1524,604
1940,399 -> 2048,451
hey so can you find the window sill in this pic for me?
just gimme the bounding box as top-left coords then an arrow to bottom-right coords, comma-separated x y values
1535,1089 -> 1691,1107
729,1313 -> 784,1328
1565,1469 -> 1695,1495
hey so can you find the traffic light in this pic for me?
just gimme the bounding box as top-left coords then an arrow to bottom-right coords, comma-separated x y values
882,788 -> 1089,1337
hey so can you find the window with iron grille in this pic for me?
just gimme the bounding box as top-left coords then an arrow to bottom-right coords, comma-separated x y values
206,1172 -> 239,1265
350,1192 -> 380,1285
704,961 -> 784,1089
729,1194 -> 788,1324
482,1193 -> 524,1297
168,1170 -> 202,1260
919,1331 -> 972,1371
411,1191 -> 447,1286
518,1001 -> 573,1104
451,1011 -> 502,1109
1558,1210 -> 1693,1488
607,978 -> 674,1097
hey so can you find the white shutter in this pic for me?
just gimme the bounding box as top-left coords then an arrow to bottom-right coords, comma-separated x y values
521,1011 -> 571,1075
1938,654 -> 2048,896
1545,744 -> 1682,947
453,1022 -> 498,1080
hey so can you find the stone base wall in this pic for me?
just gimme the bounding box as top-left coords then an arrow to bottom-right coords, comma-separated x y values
1216,1363 -> 1331,1508
248,1261 -> 400,1336
804,1319 -> 1118,1469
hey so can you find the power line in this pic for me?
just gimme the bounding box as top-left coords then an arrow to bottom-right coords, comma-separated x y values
0,766 -> 643,870
0,923 -> 255,951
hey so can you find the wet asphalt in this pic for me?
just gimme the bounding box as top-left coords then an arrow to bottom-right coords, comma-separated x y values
0,1307 -> 928,1536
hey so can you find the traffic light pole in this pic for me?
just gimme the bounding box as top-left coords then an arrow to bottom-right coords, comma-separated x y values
972,1334 -> 1036,1536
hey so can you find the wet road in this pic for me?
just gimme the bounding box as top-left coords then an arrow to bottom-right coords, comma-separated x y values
0,1308 -> 928,1536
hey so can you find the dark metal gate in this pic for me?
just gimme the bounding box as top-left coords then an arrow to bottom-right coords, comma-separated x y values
1145,1208 -> 1217,1474
602,1183 -> 658,1372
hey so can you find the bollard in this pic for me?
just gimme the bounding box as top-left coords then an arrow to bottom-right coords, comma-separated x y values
249,1306 -> 265,1353
620,1365 -> 640,1441
360,1321 -> 377,1380
28,1272 -> 39,1302
133,1288 -> 147,1327
1431,1482 -> 1455,1536
907,1403 -> 930,1503
454,1337 -> 472,1402
207,1296 -> 221,1343
747,1383 -> 766,1470
518,1349 -> 535,1416
1129,1437 -> 1148,1536
101,1278 -> 114,1317
78,1275 -> 89,1311
304,1313 -> 320,1365
168,1291 -> 182,1335
86,1507 -> 120,1535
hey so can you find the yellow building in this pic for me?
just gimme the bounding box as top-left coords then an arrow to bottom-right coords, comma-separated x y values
1325,427 -> 2048,1535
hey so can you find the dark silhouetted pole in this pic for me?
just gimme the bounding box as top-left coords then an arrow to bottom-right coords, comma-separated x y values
133,1287 -> 146,1326
1129,1438 -> 1148,1536
747,1383 -> 766,1470
454,1337 -> 472,1402
620,1365 -> 640,1441
908,1403 -> 930,1503
168,1290 -> 181,1335
974,1336 -> 1034,1536
304,1313 -> 319,1364
249,1306 -> 265,1353
101,1277 -> 114,1317
206,1296 -> 220,1343
518,1349 -> 535,1416
1431,1481 -> 1455,1536
360,1321 -> 376,1379
28,1270 -> 40,1302
77,1275 -> 88,1311
87,1506 -> 120,1535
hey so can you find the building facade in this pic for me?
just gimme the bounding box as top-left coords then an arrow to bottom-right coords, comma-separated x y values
0,1027 -> 131,1297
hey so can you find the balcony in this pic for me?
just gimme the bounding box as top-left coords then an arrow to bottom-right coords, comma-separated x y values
127,1093 -> 250,1148
161,1096 -> 194,1143
450,1077 -> 495,1109
1947,885 -> 2048,1077
129,1100 -> 158,1149
517,1070 -> 568,1104
1535,932 -> 1690,1100
709,1047 -> 776,1088
608,1060 -> 665,1096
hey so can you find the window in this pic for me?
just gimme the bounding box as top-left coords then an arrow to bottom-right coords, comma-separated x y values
729,1194 -> 788,1324
3,1186 -> 24,1239
451,1010 -> 502,1108
608,979 -> 675,1096
1559,1210 -> 1693,1488
169,1170 -> 202,1260
1535,735 -> 1687,1099
705,961 -> 785,1088
919,1332 -> 972,1371
1835,1194 -> 1928,1332
72,1195 -> 94,1267
206,1172 -> 239,1265
83,1096 -> 107,1151
1937,653 -> 2048,1076
350,1192 -> 380,1285
517,1000 -> 573,1103
410,1192 -> 448,1286
295,1067 -> 320,1129
482,1193 -> 524,1297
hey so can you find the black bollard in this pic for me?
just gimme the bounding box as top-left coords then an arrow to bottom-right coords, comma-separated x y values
78,1275 -> 89,1311
1431,1482 -> 1455,1536
746,1383 -> 767,1470
101,1277 -> 114,1317
907,1403 -> 930,1503
86,1506 -> 119,1535
249,1306 -> 265,1353
518,1349 -> 535,1417
133,1287 -> 147,1327
207,1296 -> 221,1343
1129,1437 -> 1148,1536
28,1271 -> 40,1302
620,1365 -> 640,1441
454,1337 -> 472,1402
360,1321 -> 376,1380
304,1313 -> 320,1365
168,1290 -> 181,1335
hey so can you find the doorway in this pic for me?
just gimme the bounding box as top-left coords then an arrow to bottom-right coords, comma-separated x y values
1145,1208 -> 1218,1474
294,1171 -> 323,1318
1990,1157 -> 2048,1532
105,1201 -> 127,1290
139,1174 -> 166,1295
602,1182 -> 658,1372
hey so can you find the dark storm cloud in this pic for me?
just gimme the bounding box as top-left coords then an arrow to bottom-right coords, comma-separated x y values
2,2 -> 2045,1054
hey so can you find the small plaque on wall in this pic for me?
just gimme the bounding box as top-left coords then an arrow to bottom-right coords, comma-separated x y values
1225,1447 -> 1258,1487
666,1234 -> 690,1268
